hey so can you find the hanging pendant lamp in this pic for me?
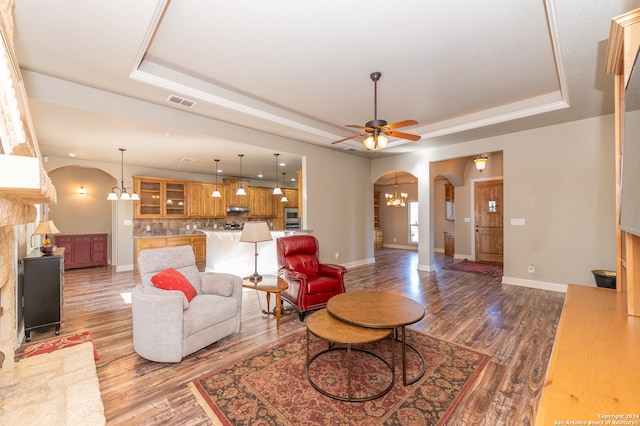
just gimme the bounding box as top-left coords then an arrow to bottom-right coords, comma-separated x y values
236,154 -> 247,196
212,159 -> 221,197
280,172 -> 289,203
385,172 -> 408,207
272,153 -> 283,195
107,148 -> 139,201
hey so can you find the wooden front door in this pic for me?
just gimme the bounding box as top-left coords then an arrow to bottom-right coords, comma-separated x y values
474,179 -> 504,263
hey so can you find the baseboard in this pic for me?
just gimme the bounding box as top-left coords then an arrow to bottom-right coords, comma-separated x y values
502,276 -> 568,293
341,257 -> 375,269
417,263 -> 435,272
434,248 -> 444,254
454,253 -> 472,260
382,244 -> 418,251
116,264 -> 134,272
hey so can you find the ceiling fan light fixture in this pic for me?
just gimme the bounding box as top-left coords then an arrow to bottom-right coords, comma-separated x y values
363,135 -> 376,150
377,134 -> 388,148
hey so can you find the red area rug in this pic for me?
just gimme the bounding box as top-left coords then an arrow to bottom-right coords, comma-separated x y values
442,260 -> 503,277
21,331 -> 99,360
189,329 -> 489,425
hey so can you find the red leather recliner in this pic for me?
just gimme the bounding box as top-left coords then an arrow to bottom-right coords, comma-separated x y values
277,235 -> 347,320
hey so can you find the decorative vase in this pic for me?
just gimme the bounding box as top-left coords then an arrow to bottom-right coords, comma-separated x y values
40,245 -> 57,254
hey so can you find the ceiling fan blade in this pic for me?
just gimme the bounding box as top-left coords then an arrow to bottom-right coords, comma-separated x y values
331,133 -> 368,144
345,124 -> 371,131
385,119 -> 418,130
387,131 -> 421,141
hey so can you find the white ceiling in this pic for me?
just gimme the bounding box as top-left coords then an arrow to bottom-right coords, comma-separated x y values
11,0 -> 640,183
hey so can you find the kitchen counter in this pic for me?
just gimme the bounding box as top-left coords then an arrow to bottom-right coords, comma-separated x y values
133,230 -> 206,238
201,229 -> 310,276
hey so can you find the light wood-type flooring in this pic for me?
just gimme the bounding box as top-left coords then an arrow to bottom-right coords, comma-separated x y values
19,249 -> 565,425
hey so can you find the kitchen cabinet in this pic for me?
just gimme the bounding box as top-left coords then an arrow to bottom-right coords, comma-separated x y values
134,235 -> 206,271
54,233 -> 108,269
283,188 -> 298,208
188,182 -> 227,218
22,248 -> 64,341
134,176 -> 186,218
223,178 -> 250,208
248,186 -> 275,217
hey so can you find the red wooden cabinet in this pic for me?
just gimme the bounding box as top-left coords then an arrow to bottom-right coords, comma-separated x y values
54,233 -> 108,269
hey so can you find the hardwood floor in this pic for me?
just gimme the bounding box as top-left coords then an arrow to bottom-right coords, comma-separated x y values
19,249 -> 565,425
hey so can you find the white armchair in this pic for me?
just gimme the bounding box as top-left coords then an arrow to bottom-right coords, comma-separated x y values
133,245 -> 242,362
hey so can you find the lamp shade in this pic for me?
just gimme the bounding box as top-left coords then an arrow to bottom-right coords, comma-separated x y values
240,221 -> 273,243
34,220 -> 61,235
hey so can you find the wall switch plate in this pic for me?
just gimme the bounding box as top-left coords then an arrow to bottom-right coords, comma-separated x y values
528,264 -> 535,273
193,224 -> 197,229
186,224 -> 190,230
464,217 -> 471,223
511,218 -> 526,226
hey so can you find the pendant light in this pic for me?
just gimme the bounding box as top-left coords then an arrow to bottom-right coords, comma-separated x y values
474,154 -> 488,172
212,159 -> 221,197
236,154 -> 247,196
385,172 -> 408,207
280,172 -> 289,203
107,148 -> 139,201
272,153 -> 283,195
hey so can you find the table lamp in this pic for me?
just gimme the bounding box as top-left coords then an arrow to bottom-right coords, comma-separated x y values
33,220 -> 61,254
240,221 -> 273,282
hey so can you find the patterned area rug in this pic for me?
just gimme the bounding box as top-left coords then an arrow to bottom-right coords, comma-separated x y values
22,331 -> 99,360
189,329 -> 490,425
442,260 -> 503,277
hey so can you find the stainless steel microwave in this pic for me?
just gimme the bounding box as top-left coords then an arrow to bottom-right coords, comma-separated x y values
284,208 -> 298,219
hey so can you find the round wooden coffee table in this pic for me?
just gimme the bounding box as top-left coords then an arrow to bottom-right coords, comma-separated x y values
327,290 -> 426,385
306,309 -> 394,402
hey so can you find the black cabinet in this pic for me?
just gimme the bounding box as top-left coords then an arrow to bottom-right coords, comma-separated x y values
22,248 -> 64,341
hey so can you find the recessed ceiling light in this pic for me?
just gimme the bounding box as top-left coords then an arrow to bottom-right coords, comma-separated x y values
68,152 -> 76,157
257,173 -> 264,178
163,131 -> 171,137
180,158 -> 195,163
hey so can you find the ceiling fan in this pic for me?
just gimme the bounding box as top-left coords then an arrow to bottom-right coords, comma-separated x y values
332,72 -> 421,150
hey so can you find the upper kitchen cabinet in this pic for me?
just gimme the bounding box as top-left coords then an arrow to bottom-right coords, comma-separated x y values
188,182 -> 228,218
224,178 -> 250,208
134,176 -> 187,218
248,186 -> 276,218
283,188 -> 298,208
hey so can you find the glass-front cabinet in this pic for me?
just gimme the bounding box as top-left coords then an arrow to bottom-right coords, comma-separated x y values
134,176 -> 186,218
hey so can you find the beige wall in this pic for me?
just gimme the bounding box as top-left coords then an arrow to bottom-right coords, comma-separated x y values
375,179 -> 418,249
373,115 -> 615,291
47,166 -> 114,262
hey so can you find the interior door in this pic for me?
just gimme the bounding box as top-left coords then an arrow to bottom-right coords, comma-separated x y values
474,179 -> 504,263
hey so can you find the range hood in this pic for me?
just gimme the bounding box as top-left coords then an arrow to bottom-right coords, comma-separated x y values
227,206 -> 251,213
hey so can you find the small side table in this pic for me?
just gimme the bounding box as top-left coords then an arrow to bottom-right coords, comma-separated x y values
242,275 -> 288,329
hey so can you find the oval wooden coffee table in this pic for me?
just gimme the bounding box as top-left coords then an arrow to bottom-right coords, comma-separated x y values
327,290 -> 426,385
306,309 -> 394,402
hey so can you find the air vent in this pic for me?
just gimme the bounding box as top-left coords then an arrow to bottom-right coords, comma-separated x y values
167,94 -> 197,108
180,158 -> 196,163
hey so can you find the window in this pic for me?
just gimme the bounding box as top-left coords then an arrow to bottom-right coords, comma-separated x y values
409,201 -> 419,243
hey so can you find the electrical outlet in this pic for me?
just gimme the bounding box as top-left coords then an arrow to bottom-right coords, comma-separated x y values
528,264 -> 535,273
145,225 -> 151,231
186,224 -> 190,230
193,224 -> 197,229
335,252 -> 339,260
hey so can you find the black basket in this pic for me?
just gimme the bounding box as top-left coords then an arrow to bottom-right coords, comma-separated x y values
591,270 -> 616,289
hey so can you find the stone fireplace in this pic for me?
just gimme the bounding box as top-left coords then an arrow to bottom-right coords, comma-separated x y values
0,0 -> 57,370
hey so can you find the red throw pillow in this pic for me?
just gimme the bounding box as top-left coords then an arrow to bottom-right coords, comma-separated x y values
151,268 -> 197,302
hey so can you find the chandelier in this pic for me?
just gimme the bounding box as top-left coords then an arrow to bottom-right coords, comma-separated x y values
107,148 -> 139,200
385,172 -> 408,207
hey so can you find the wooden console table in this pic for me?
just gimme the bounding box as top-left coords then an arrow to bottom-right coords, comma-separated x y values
535,285 -> 640,424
